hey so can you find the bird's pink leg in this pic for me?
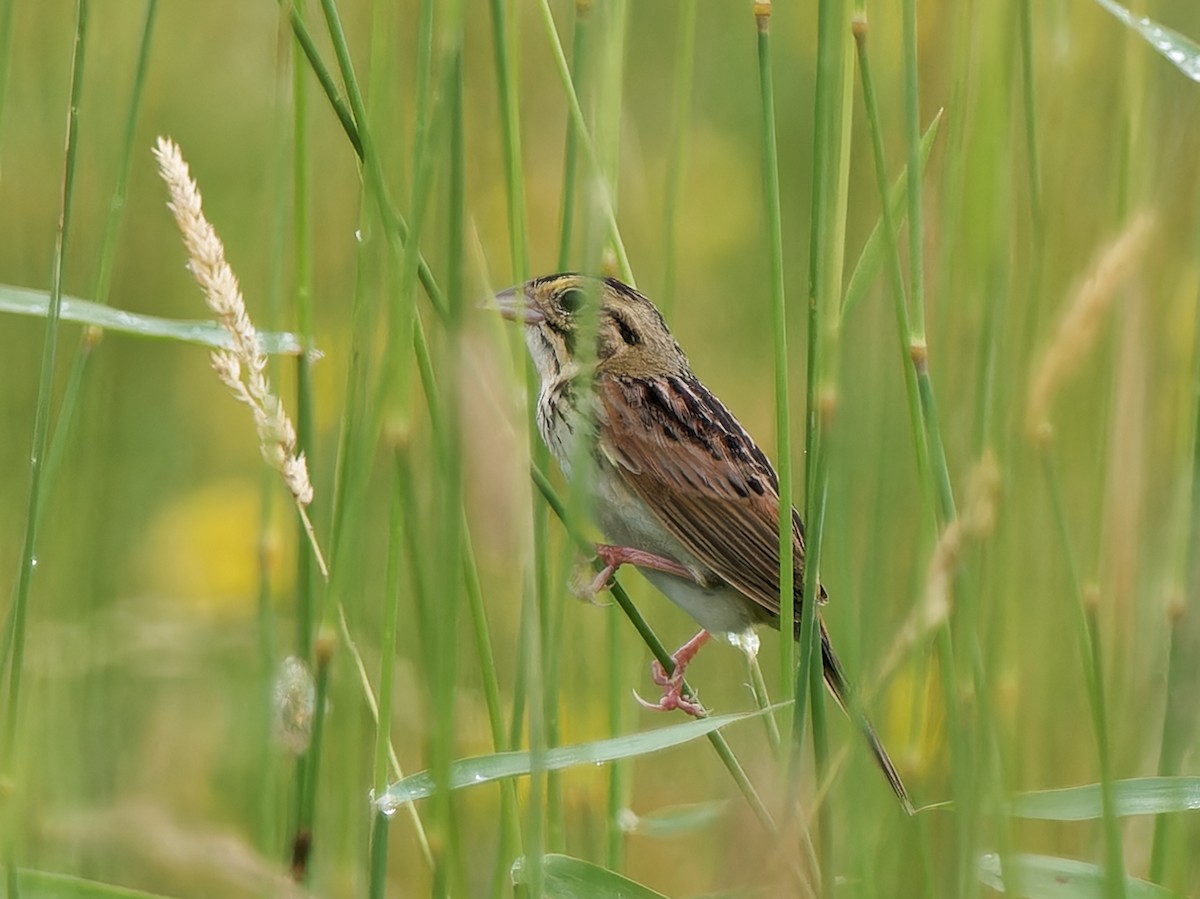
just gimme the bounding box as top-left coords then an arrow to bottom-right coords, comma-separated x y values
636,629 -> 711,718
581,546 -> 711,717
586,544 -> 695,596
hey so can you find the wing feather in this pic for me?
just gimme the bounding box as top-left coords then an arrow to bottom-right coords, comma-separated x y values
597,373 -> 823,627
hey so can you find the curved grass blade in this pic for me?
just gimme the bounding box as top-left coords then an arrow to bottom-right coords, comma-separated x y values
977,853 -> 1181,898
1010,777 -> 1200,821
1093,0 -> 1200,83
0,284 -> 303,354
374,705 -> 780,812
511,854 -> 668,899
841,109 -> 943,323
13,869 -> 179,899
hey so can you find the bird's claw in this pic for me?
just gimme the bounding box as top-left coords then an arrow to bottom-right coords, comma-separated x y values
569,556 -> 616,604
633,686 -> 708,718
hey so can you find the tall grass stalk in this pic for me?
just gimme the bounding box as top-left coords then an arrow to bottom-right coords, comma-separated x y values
367,452 -> 411,899
429,42 -> 468,897
555,3 -> 590,271
487,0 -> 565,865
0,0 -> 14,141
3,2 -> 87,886
797,5 -> 854,885
660,0 -> 696,314
286,1 -> 446,321
535,0 -> 631,283
896,0 -> 974,889
40,0 -> 159,503
1149,256 -> 1200,887
286,4 -> 320,875
1040,450 -> 1126,899
0,0 -> 158,684
850,16 -> 934,530
754,1 -> 795,734
290,0 -> 317,662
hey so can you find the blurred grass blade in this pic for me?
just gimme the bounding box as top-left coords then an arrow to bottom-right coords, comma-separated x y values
511,854 -> 668,898
0,285 -> 303,354
1010,777 -> 1200,821
14,869 -> 179,898
1093,0 -> 1200,82
375,705 -> 780,810
841,109 -> 943,322
620,800 -> 729,838
977,853 -> 1180,898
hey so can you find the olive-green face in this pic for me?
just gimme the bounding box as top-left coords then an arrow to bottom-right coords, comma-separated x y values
495,274 -> 688,383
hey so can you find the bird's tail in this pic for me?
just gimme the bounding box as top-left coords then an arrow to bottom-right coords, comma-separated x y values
819,618 -> 914,815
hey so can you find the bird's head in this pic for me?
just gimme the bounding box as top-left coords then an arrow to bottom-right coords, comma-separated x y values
494,273 -> 689,384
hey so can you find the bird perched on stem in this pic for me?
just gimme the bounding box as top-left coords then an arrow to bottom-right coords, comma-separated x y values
496,273 -> 911,812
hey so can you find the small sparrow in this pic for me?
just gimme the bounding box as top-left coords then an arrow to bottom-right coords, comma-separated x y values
496,273 -> 911,810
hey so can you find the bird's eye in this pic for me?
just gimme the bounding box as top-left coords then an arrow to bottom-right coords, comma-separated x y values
558,287 -> 587,314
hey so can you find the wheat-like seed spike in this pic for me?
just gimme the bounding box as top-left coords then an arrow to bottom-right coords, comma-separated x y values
153,136 -> 325,577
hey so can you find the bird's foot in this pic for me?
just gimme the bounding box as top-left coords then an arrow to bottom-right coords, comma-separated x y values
577,544 -> 696,598
634,630 -> 711,718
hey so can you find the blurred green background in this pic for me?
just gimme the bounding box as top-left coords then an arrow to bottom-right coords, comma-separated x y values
2,0 -> 1200,896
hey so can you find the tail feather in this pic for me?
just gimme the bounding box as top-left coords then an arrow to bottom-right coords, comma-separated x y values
819,618 -> 914,815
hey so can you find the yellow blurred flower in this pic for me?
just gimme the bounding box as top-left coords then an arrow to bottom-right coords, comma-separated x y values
138,478 -> 295,618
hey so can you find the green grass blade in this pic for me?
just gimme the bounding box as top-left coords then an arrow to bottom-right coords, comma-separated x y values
840,109 -> 943,323
1092,0 -> 1200,82
375,706 -> 781,809
0,285 -> 303,353
1010,778 -> 1200,821
12,870 -> 180,899
977,853 -> 1180,899
511,854 -> 668,898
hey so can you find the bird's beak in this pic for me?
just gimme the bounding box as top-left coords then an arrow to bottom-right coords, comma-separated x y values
492,286 -> 545,324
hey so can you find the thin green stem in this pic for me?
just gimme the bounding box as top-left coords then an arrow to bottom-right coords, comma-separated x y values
556,2 -> 591,272
1150,247 -> 1200,885
860,17 -> 977,896
755,2 -> 796,729
367,454 -> 407,895
282,0 -> 361,157
287,3 -> 321,876
660,0 -> 696,314
3,5 -> 87,886
367,811 -> 390,899
3,0 -> 87,776
429,44 -> 468,899
18,0 -> 159,676
852,19 -> 934,525
292,1 -> 317,663
289,0 -> 446,321
0,0 -> 14,138
1017,0 -> 1042,237
461,522 -> 524,872
902,0 -> 924,341
535,0 -> 631,283
748,652 -> 782,753
489,0 -> 529,281
1040,449 -> 1126,899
